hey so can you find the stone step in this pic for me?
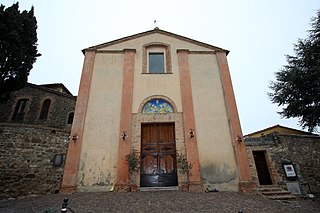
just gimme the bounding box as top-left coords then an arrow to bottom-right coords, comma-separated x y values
258,187 -> 284,192
268,194 -> 297,200
257,186 -> 297,200
261,190 -> 292,196
139,186 -> 179,191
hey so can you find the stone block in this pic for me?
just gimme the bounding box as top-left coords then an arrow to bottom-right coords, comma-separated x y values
286,182 -> 301,195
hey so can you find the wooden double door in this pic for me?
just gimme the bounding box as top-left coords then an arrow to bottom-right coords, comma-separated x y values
140,123 -> 178,187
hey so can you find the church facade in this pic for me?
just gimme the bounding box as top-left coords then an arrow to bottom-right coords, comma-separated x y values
61,28 -> 254,192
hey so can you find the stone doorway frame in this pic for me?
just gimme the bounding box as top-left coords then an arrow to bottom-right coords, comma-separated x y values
131,96 -> 186,187
131,113 -> 186,187
247,148 -> 277,186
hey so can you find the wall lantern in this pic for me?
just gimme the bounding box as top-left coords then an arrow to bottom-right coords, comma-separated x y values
71,133 -> 78,142
236,135 -> 243,143
189,128 -> 195,138
121,131 -> 128,141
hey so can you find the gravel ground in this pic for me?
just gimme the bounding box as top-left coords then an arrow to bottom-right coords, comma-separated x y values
0,191 -> 319,213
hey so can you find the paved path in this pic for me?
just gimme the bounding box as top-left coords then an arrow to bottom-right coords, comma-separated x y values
0,191 -> 319,213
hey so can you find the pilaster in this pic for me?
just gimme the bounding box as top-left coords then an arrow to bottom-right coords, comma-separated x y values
61,51 -> 96,193
216,51 -> 256,192
177,49 -> 202,191
115,49 -> 136,190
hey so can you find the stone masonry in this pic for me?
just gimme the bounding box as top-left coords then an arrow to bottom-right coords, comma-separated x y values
0,83 -> 76,129
0,83 -> 76,198
246,133 -> 320,196
0,125 -> 69,199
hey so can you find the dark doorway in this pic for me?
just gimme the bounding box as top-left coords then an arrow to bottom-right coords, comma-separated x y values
253,151 -> 272,185
140,123 -> 178,187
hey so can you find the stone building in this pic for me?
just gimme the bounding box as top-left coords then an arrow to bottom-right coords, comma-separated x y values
61,28 -> 255,193
245,125 -> 320,196
0,83 -> 76,198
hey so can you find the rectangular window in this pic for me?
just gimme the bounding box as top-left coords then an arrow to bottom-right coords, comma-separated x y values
12,99 -> 29,121
149,53 -> 164,73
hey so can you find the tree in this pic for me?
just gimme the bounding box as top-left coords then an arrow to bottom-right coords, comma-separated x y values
0,2 -> 40,100
269,9 -> 320,132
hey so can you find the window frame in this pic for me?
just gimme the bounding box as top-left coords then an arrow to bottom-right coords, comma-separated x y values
39,98 -> 51,120
142,42 -> 172,74
67,112 -> 74,125
12,98 -> 29,121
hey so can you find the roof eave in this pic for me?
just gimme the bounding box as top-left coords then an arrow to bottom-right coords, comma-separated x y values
81,28 -> 229,55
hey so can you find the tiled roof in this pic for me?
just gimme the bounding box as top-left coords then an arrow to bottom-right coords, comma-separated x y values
245,124 -> 317,137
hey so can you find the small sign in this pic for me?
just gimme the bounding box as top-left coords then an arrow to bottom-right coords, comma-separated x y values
283,163 -> 297,179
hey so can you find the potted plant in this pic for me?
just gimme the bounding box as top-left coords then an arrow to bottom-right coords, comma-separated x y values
126,147 -> 140,192
177,152 -> 192,192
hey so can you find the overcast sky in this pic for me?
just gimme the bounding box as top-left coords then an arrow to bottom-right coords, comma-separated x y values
2,0 -> 320,134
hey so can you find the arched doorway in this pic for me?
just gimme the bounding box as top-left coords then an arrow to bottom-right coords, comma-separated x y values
138,96 -> 178,187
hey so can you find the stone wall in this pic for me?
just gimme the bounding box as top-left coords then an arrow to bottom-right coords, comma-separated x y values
0,124 -> 69,199
246,134 -> 320,195
0,84 -> 76,129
